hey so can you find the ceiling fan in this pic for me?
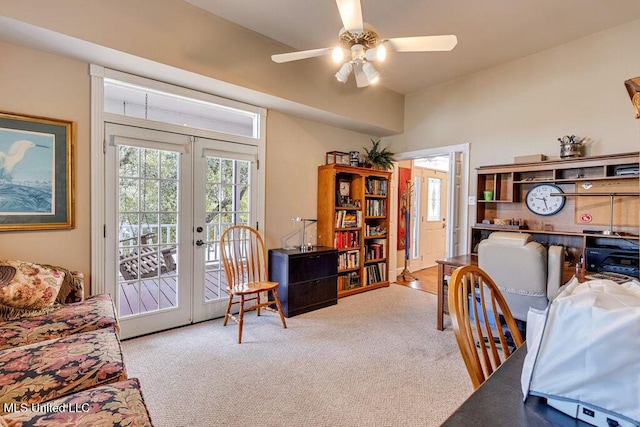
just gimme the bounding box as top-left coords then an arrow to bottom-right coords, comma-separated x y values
271,0 -> 457,88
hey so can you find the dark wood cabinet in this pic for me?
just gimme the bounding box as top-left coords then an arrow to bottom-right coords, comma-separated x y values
268,246 -> 338,317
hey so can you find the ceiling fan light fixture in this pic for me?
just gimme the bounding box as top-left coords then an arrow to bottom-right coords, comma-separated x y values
365,43 -> 387,62
270,0 -> 457,89
362,62 -> 380,84
335,62 -> 353,83
332,47 -> 344,63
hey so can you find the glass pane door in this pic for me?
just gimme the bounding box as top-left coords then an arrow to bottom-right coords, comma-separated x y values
105,123 -> 192,339
117,145 -> 180,316
192,138 -> 258,322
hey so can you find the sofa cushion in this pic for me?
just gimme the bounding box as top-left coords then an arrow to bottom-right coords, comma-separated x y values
0,294 -> 119,351
1,378 -> 153,426
0,260 -> 64,319
0,327 -> 127,414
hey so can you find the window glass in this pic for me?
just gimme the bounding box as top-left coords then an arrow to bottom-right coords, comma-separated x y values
104,79 -> 258,138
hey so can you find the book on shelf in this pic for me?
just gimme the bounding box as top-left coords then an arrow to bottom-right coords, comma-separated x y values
365,199 -> 387,216
338,250 -> 360,270
338,272 -> 361,291
365,178 -> 388,196
335,210 -> 362,228
334,230 -> 360,249
365,241 -> 386,261
364,262 -> 387,285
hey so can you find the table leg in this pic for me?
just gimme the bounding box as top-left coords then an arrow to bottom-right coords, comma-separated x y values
437,263 -> 445,331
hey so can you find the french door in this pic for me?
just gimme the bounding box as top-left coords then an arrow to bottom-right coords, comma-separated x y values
191,138 -> 258,322
105,123 -> 258,338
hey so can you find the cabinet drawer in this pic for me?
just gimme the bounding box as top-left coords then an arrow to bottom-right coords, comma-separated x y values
288,252 -> 338,282
287,276 -> 337,314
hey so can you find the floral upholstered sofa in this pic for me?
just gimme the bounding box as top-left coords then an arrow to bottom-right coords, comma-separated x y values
0,260 -> 153,426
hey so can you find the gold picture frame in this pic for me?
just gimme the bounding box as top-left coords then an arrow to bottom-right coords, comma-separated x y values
0,111 -> 74,231
624,77 -> 640,119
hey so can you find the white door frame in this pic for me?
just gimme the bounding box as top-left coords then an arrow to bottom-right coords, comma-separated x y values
90,66 -> 266,330
390,143 -> 470,278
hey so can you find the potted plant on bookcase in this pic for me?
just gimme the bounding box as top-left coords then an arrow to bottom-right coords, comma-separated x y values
363,139 -> 395,170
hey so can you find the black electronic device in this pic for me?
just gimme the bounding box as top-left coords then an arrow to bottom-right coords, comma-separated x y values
585,244 -> 639,279
614,165 -> 639,176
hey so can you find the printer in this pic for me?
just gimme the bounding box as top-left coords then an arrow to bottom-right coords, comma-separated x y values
585,236 -> 639,279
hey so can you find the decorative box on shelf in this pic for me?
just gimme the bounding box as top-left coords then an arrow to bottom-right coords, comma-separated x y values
325,151 -> 350,165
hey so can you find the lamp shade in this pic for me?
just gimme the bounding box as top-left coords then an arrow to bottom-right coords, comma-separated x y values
365,44 -> 387,62
362,62 -> 380,84
335,62 -> 353,83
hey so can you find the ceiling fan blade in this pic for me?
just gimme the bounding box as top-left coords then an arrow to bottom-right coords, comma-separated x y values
386,35 -> 458,52
353,63 -> 369,88
271,47 -> 333,63
336,0 -> 363,34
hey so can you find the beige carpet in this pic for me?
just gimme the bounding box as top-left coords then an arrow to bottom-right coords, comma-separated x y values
122,284 -> 472,427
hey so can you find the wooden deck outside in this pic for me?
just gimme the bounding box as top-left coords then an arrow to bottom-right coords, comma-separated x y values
118,266 -> 228,317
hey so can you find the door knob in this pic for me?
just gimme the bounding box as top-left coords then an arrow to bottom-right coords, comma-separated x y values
195,239 -> 205,246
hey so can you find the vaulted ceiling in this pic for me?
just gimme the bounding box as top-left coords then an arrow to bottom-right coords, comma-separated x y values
185,0 -> 640,95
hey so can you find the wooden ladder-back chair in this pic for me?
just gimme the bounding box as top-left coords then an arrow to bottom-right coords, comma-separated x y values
220,225 -> 287,343
448,265 -> 524,389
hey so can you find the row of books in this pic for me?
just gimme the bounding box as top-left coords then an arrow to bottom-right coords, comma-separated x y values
365,241 -> 386,261
365,199 -> 387,216
365,178 -> 388,196
338,272 -> 361,291
338,250 -> 360,271
334,230 -> 360,249
363,262 -> 387,285
335,210 -> 362,228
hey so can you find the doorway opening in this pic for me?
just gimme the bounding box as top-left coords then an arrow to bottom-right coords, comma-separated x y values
391,144 -> 470,293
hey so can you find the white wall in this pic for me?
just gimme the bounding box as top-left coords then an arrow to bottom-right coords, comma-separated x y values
387,19 -> 640,228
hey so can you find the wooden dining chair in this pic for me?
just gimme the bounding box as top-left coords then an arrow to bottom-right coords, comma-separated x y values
219,225 -> 287,343
448,265 -> 524,389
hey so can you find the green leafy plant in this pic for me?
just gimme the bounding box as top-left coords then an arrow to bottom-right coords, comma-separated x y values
363,139 -> 395,170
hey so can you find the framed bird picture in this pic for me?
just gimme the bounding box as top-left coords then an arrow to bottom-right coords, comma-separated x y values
0,111 -> 74,231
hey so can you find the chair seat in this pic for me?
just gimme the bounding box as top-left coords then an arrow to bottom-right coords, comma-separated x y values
220,225 -> 287,343
227,281 -> 279,295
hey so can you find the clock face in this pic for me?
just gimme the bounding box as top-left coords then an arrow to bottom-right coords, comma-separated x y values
339,181 -> 350,196
525,184 -> 565,216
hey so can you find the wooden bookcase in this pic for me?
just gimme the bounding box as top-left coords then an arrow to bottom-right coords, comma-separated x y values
472,152 -> 639,264
317,164 -> 391,298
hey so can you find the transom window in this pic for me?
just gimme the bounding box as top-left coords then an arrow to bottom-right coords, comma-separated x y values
104,79 -> 259,138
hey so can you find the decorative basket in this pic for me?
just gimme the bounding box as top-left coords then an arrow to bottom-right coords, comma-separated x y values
493,218 -> 511,225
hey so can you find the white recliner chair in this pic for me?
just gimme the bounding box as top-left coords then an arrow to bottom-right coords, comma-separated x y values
478,232 -> 564,322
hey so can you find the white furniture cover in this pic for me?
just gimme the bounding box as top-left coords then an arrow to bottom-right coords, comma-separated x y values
478,232 -> 564,322
521,277 -> 640,426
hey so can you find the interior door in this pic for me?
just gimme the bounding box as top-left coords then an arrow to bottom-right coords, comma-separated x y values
415,168 -> 448,269
191,138 -> 259,322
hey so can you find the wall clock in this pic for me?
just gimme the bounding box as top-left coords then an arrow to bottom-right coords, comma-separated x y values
525,184 -> 565,216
